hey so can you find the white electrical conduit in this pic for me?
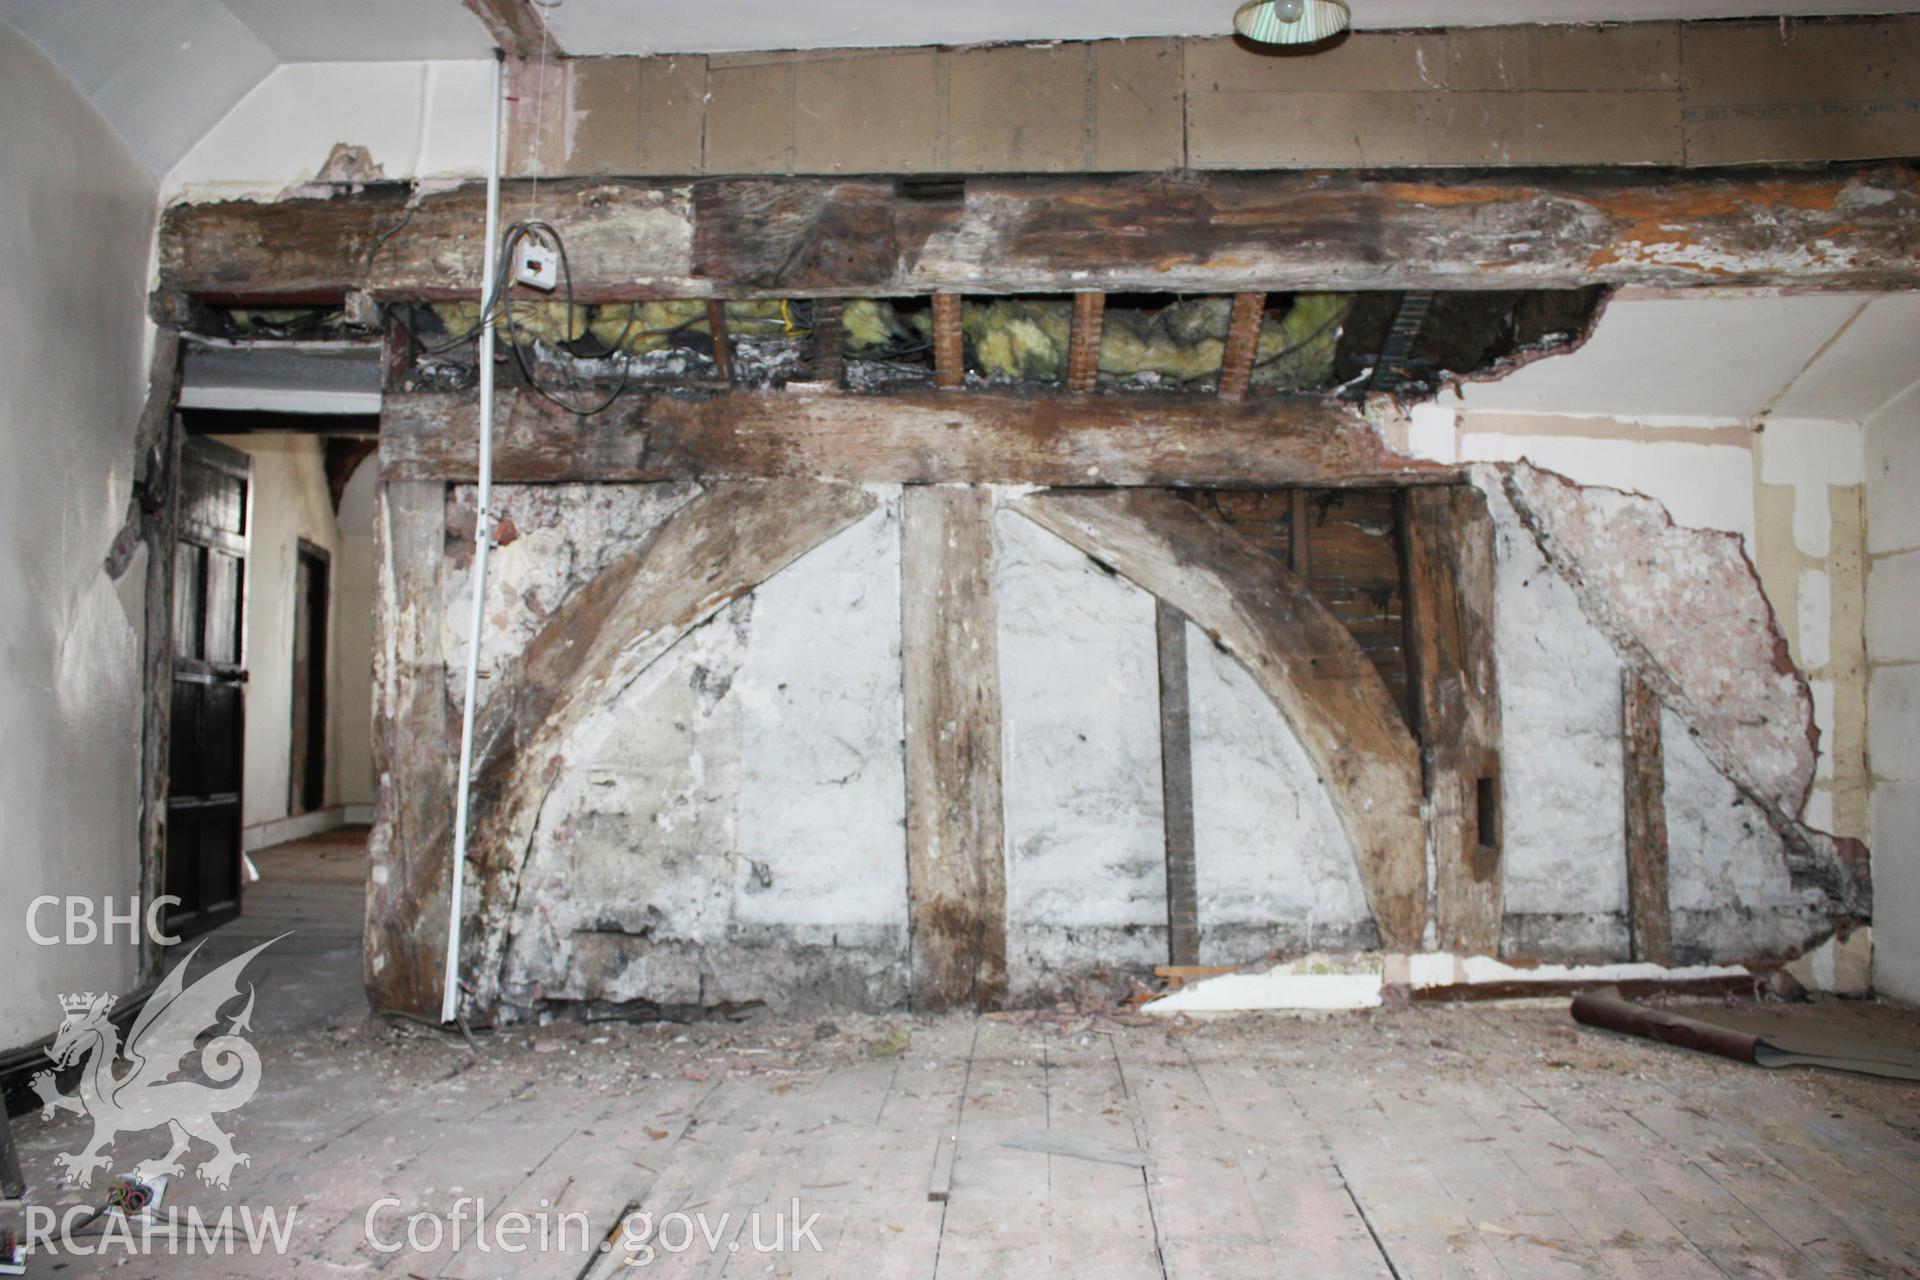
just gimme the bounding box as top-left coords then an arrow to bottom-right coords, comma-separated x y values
442,49 -> 506,1025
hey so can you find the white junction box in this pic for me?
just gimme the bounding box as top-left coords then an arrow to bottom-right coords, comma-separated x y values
514,240 -> 558,291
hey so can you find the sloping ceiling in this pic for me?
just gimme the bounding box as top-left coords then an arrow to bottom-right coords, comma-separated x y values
7,0 -> 1920,175
0,0 -> 489,175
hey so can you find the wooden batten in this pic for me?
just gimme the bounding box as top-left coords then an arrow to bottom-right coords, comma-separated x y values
378,387 -> 1448,489
155,166 -> 1920,307
902,486 -> 1008,1009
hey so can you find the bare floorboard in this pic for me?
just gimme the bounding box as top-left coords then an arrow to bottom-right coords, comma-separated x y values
11,840 -> 1920,1280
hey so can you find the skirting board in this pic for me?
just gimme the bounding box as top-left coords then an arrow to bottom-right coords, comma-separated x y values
242,806 -> 348,852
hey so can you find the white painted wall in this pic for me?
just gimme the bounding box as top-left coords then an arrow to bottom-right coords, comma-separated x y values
211,435 -> 344,829
996,508 -> 1168,993
0,24 -> 158,1048
1867,381 -> 1920,1001
1186,631 -> 1375,957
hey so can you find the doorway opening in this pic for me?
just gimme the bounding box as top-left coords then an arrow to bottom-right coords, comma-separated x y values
291,540 -> 330,816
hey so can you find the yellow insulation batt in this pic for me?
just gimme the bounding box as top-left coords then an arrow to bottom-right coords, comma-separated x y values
428,299 -> 796,355
867,294 -> 1352,386
425,294 -> 1349,385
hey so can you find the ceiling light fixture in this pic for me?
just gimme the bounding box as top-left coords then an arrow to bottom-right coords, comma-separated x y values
1233,0 -> 1351,46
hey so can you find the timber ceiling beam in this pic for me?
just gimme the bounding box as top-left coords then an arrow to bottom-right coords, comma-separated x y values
154,166 -> 1920,310
462,0 -> 563,57
378,387 -> 1450,488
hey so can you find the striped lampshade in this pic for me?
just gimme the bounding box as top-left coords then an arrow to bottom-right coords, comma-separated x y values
1233,0 -> 1352,45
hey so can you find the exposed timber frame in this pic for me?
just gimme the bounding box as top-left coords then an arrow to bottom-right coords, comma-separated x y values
1014,489 -> 1428,951
154,165 -> 1920,311
393,480 -> 879,1016
378,387 -> 1446,489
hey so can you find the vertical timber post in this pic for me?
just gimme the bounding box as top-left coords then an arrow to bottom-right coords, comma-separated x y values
1401,484 -> 1504,954
366,478 -> 455,1015
1622,670 -> 1673,964
901,485 -> 1007,1008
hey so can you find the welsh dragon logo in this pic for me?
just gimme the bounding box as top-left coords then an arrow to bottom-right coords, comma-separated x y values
31,937 -> 280,1190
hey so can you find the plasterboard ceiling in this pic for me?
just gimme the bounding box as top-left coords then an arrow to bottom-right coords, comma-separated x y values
544,0 -> 1920,54
1456,293 -> 1920,424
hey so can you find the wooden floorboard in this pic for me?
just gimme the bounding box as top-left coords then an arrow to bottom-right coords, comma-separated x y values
12,837 -> 1920,1280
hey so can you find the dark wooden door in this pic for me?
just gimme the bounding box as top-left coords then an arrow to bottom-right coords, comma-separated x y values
166,437 -> 250,937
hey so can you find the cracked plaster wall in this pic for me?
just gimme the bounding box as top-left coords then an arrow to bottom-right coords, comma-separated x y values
1481,467 -> 1840,962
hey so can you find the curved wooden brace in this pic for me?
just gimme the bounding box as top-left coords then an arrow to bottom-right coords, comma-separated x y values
458,479 -> 879,1012
1014,489 -> 1428,950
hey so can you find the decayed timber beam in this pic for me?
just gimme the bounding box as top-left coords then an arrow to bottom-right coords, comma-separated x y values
154,166 -> 1920,307
1401,485 -> 1504,955
902,486 -> 1008,1009
379,387 -> 1446,488
1015,489 -> 1428,950
457,481 -> 878,1013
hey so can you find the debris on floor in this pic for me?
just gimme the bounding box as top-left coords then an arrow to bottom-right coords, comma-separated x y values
1572,985 -> 1920,1080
